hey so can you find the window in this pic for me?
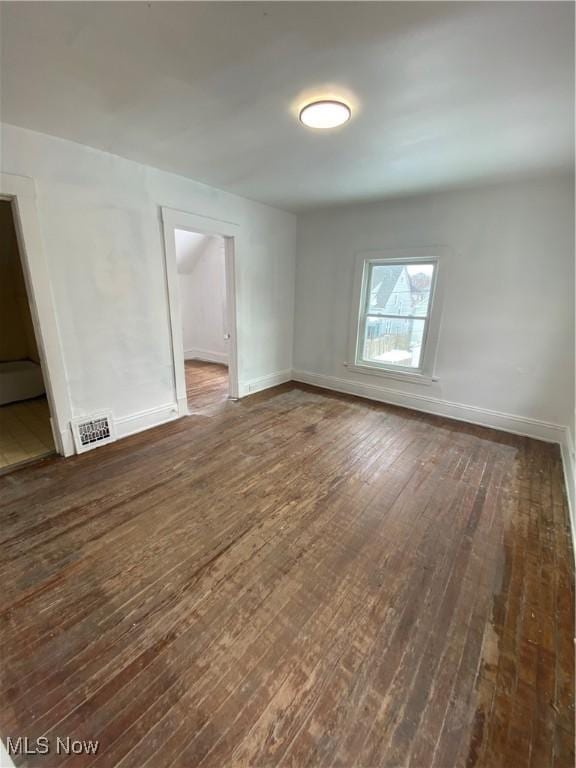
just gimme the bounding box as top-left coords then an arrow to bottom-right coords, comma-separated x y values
355,258 -> 437,374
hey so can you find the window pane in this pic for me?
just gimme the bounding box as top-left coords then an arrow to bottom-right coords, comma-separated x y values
368,263 -> 434,317
362,317 -> 426,369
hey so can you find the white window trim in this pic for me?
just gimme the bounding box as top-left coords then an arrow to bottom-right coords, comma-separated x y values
343,363 -> 438,386
347,247 -> 448,385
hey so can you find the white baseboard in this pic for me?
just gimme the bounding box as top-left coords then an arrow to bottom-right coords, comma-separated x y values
115,402 -> 180,440
63,403 -> 180,455
291,369 -> 566,444
184,348 -> 228,365
239,369 -> 292,397
561,427 -> 576,559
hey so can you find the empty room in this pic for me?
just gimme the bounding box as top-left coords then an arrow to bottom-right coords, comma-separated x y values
0,2 -> 574,768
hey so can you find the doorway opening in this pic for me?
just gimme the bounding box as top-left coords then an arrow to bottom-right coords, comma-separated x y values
161,208 -> 240,420
0,199 -> 56,471
175,229 -> 230,412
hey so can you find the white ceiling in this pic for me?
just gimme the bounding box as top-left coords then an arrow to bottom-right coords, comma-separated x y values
1,2 -> 573,211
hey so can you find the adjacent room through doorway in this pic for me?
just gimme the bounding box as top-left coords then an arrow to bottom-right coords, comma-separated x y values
0,199 -> 55,471
175,229 -> 230,412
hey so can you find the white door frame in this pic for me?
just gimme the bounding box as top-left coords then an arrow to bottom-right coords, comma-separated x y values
0,173 -> 73,456
161,207 -> 240,415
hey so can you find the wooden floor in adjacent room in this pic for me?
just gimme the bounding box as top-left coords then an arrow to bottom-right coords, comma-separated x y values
0,396 -> 55,472
0,381 -> 574,768
185,359 -> 228,411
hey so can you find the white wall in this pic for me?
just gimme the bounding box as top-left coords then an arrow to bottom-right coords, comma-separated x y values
0,123 -> 296,441
1,122 -> 573,471
294,174 -> 575,440
176,230 -> 228,365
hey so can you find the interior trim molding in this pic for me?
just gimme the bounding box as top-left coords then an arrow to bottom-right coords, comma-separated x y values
239,369 -> 292,397
344,362 -> 436,386
115,402 -> 180,440
58,425 -> 75,458
1,173 -> 74,456
184,348 -> 229,365
160,206 -> 241,403
291,369 -> 567,444
560,427 -> 576,560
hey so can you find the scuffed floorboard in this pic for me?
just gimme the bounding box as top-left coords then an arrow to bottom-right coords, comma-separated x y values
0,381 -> 573,767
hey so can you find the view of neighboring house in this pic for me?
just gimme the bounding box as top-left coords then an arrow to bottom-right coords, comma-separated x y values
364,265 -> 433,368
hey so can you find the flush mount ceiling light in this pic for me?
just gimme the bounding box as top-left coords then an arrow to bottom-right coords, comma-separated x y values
299,99 -> 351,129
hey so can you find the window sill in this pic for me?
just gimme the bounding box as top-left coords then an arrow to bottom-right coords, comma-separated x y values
344,362 -> 438,386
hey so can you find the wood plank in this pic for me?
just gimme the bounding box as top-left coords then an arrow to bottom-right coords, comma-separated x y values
0,372 -> 573,768
0,396 -> 55,472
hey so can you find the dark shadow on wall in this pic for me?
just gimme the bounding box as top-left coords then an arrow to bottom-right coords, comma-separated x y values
0,199 -> 55,472
0,200 -> 40,365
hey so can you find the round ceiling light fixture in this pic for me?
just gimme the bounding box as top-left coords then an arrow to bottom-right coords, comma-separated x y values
299,99 -> 351,129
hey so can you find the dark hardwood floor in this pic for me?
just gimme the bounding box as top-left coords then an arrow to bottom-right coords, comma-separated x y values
185,360 -> 228,411
0,379 -> 573,767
